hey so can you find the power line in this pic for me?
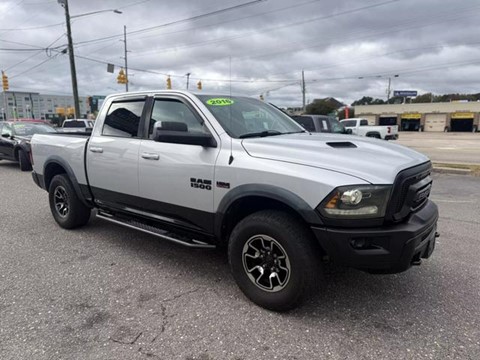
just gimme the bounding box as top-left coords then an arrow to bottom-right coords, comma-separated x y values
72,0 -> 266,47
129,0 -> 398,57
74,0 -> 324,50
0,0 -> 150,31
10,52 -> 62,79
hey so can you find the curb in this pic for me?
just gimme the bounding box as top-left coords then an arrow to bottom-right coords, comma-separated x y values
432,166 -> 472,175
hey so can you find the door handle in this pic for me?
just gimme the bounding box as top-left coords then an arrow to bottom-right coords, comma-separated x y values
89,147 -> 103,153
141,152 -> 159,160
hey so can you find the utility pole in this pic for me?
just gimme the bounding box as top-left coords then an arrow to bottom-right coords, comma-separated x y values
185,73 -> 191,90
386,77 -> 392,102
301,70 -> 306,113
2,91 -> 7,121
123,25 -> 129,92
59,0 -> 80,119
386,74 -> 399,103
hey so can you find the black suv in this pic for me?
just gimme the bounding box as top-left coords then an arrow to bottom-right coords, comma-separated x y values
292,114 -> 351,134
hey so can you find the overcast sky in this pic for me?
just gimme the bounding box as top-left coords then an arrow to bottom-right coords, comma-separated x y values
1,0 -> 480,107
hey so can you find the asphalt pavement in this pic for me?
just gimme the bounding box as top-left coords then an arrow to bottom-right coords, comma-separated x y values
1,162 -> 479,360
396,132 -> 480,165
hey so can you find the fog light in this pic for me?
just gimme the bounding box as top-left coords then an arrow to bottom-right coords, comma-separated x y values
351,238 -> 367,249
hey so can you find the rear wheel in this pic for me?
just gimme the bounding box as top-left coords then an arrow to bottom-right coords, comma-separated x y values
18,149 -> 32,171
228,210 -> 321,311
48,174 -> 91,229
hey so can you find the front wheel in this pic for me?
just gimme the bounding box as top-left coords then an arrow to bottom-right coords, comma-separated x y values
48,174 -> 91,229
228,210 -> 322,311
18,149 -> 32,171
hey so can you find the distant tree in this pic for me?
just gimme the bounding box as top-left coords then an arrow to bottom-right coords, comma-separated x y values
351,96 -> 385,106
411,93 -> 434,103
305,99 -> 337,115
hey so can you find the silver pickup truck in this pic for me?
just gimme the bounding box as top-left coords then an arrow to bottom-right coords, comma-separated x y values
31,90 -> 438,311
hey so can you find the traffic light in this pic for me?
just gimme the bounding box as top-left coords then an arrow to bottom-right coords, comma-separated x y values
197,80 -> 202,90
166,76 -> 172,89
117,68 -> 127,84
2,71 -> 9,91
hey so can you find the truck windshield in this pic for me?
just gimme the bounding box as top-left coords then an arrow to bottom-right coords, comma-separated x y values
12,123 -> 56,135
330,119 -> 346,133
197,95 -> 304,138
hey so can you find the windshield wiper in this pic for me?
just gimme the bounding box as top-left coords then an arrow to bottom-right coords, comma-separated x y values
239,130 -> 284,139
281,130 -> 307,135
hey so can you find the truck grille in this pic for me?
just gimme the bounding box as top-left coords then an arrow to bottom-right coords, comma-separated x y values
386,162 -> 432,223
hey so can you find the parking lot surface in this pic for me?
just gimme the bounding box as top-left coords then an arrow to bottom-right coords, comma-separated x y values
1,162 -> 479,360
396,132 -> 480,165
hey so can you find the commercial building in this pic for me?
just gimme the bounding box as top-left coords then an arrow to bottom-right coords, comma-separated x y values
354,102 -> 480,132
1,91 -> 89,121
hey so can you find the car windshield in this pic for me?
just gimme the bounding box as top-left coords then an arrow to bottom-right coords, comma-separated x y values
330,119 -> 346,133
197,95 -> 304,138
12,123 -> 56,136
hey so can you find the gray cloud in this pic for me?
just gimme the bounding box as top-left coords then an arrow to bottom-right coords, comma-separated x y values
1,0 -> 479,107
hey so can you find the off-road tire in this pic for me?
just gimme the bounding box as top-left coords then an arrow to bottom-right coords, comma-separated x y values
18,149 -> 32,171
228,210 -> 321,311
48,174 -> 91,229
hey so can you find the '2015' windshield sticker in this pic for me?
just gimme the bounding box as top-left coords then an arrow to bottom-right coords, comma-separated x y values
206,98 -> 234,106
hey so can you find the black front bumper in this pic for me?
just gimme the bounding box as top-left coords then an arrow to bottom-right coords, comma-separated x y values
312,200 -> 438,273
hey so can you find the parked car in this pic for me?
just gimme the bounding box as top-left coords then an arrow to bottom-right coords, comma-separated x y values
31,91 -> 438,311
340,118 -> 398,140
60,119 -> 94,133
0,121 -> 56,171
291,114 -> 352,134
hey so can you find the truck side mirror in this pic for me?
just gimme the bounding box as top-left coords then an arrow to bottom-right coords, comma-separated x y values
153,122 -> 216,147
345,129 -> 352,134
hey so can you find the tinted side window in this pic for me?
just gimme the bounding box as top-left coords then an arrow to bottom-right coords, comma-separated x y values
148,99 -> 208,139
64,121 -> 84,128
292,116 -> 315,132
360,119 -> 369,126
102,100 -> 144,137
341,120 -> 356,127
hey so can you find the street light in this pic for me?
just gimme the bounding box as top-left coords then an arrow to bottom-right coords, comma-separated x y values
71,9 -> 122,19
357,74 -> 399,102
57,0 -> 122,118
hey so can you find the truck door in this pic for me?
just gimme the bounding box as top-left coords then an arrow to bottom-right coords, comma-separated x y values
138,96 -> 220,234
86,98 -> 146,208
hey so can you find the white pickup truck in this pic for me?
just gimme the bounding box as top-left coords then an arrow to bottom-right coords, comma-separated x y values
340,117 -> 399,140
30,90 -> 438,311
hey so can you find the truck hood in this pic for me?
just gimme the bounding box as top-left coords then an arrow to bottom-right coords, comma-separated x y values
241,133 -> 429,184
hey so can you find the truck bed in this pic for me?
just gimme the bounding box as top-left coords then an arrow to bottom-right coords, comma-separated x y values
31,133 -> 90,187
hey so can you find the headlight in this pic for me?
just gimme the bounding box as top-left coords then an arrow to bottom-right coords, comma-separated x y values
319,185 -> 391,219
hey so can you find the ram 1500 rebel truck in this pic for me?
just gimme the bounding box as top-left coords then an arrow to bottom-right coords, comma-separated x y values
31,91 -> 438,311
341,117 -> 399,140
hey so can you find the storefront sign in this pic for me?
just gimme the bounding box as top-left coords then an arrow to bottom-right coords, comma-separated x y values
451,112 -> 474,119
401,113 -> 421,119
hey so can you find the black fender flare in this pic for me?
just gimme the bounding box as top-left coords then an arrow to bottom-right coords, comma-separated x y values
43,156 -> 92,208
365,131 -> 381,138
13,143 -> 30,160
214,184 -> 323,239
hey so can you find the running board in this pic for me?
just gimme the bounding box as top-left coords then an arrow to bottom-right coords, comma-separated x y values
96,212 -> 216,249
